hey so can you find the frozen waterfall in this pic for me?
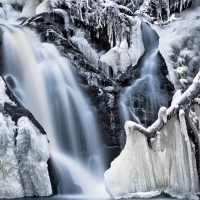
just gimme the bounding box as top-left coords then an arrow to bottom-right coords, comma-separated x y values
105,71 -> 200,199
1,18 -> 105,195
120,23 -> 168,127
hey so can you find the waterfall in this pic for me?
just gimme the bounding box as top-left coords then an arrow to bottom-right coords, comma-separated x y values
120,23 -> 169,127
0,19 -> 105,195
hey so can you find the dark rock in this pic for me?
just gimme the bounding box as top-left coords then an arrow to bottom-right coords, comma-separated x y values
48,158 -> 82,195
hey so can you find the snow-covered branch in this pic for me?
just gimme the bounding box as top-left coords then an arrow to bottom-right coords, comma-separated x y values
125,71 -> 200,138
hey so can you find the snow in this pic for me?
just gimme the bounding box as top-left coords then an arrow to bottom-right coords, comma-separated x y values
0,3 -> 21,19
158,107 -> 167,124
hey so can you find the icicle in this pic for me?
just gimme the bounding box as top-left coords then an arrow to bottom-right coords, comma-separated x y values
179,109 -> 196,193
194,104 -> 200,130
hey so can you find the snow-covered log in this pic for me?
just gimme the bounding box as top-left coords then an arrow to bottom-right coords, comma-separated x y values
104,71 -> 200,199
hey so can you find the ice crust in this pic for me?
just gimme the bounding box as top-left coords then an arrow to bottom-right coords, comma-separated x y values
0,76 -> 52,198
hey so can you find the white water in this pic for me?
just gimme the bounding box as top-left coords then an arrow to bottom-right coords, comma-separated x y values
1,19 -> 105,195
120,23 -> 168,127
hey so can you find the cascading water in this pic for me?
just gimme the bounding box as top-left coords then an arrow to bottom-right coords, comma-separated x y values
120,23 -> 169,127
0,19 -> 105,195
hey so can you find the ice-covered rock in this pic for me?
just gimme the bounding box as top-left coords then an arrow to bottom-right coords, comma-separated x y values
0,76 -> 52,198
70,29 -> 99,68
21,0 -> 40,18
129,16 -> 145,68
0,3 -> 21,19
100,16 -> 144,78
16,116 -> 52,197
0,0 -> 51,18
0,113 -> 24,198
36,0 -> 51,15
0,76 -> 16,109
151,2 -> 200,90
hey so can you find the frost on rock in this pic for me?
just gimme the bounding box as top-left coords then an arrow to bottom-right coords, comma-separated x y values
104,71 -> 200,199
100,16 -> 144,78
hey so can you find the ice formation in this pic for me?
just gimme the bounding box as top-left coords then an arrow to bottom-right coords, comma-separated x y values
70,30 -> 99,68
0,76 -> 52,198
104,71 -> 200,199
100,16 -> 144,78
36,0 -> 51,15
16,117 -> 52,197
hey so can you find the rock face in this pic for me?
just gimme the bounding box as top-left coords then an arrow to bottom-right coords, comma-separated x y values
0,75 -> 52,198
